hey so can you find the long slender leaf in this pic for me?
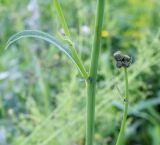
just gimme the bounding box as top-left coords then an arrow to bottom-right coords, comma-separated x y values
5,30 -> 75,63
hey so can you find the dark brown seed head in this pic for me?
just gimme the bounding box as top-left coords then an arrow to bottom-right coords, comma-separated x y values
113,51 -> 123,61
122,61 -> 130,67
113,51 -> 132,68
116,61 -> 122,68
123,55 -> 131,62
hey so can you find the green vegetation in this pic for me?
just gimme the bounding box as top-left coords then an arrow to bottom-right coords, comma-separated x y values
0,0 -> 160,145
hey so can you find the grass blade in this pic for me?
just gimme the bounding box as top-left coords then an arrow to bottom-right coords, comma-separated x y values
5,30 -> 73,61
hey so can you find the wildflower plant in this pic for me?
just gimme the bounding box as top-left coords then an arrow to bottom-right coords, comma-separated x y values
4,0 -> 134,144
5,0 -> 105,145
113,51 -> 132,145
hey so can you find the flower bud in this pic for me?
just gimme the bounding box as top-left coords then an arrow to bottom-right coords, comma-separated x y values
123,55 -> 131,62
116,61 -> 122,68
113,51 -> 123,61
113,51 -> 132,68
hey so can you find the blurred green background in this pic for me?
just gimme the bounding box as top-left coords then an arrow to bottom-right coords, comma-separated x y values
0,0 -> 160,145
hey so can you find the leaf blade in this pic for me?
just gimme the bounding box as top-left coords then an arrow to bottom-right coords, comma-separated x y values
5,30 -> 74,62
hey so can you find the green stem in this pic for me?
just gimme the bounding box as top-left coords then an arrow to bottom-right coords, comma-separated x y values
54,0 -> 70,37
86,0 -> 105,145
116,68 -> 129,145
54,0 -> 88,78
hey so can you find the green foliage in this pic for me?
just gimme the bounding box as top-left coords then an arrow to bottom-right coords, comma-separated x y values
0,0 -> 160,145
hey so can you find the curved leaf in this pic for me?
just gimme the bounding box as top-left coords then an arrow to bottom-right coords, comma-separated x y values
5,30 -> 74,62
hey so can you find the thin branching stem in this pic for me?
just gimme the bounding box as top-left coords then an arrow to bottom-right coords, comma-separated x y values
54,0 -> 70,37
86,0 -> 105,145
54,0 -> 88,78
116,68 -> 129,145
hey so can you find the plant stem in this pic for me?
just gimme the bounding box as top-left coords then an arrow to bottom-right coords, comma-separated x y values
54,0 -> 88,78
86,0 -> 105,145
54,0 -> 70,37
116,68 -> 129,145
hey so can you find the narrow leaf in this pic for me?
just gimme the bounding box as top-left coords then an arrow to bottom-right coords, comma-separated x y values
5,30 -> 74,62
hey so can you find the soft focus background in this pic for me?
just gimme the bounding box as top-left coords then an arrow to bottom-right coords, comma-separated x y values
0,0 -> 160,145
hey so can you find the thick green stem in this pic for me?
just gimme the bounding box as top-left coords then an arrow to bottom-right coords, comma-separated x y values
116,68 -> 129,145
86,0 -> 105,145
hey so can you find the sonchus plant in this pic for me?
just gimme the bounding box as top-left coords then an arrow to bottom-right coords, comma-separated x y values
113,51 -> 132,145
5,0 -> 105,145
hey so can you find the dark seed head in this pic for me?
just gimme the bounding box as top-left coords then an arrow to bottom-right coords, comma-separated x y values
116,61 -> 122,68
113,51 -> 132,68
123,55 -> 131,62
125,63 -> 130,67
113,51 -> 123,61
122,61 -> 130,67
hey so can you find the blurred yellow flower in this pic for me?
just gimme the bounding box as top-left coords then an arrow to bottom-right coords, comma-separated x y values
101,30 -> 109,38
95,133 -> 102,140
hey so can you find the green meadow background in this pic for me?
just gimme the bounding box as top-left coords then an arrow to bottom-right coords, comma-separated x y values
0,0 -> 160,145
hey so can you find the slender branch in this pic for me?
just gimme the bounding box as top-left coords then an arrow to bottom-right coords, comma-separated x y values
53,0 -> 88,78
116,68 -> 129,145
54,0 -> 70,37
68,41 -> 88,78
86,0 -> 105,145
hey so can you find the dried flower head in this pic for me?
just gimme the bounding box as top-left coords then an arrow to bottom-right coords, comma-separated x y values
113,51 -> 132,68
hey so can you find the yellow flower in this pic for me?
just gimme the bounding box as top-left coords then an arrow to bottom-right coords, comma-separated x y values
95,133 -> 102,140
101,30 -> 109,38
